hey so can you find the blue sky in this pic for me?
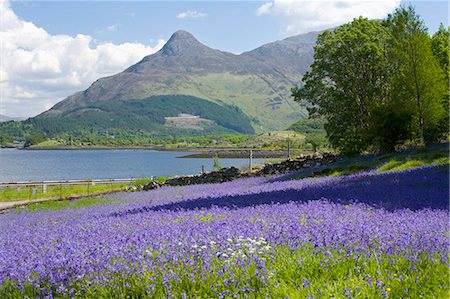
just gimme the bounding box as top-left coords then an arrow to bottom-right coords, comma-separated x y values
11,0 -> 448,53
1,0 -> 448,117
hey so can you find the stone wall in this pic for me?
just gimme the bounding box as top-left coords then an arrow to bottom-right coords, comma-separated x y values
255,152 -> 338,176
137,152 -> 339,190
165,167 -> 241,186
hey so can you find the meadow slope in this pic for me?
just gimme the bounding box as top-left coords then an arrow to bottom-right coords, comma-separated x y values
0,165 -> 448,298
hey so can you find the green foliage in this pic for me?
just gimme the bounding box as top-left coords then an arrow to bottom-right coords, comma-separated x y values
431,24 -> 450,138
0,130 -> 13,146
131,177 -> 153,187
1,244 -> 447,298
0,121 -> 34,143
305,133 -> 328,153
384,6 -> 447,145
0,182 -> 129,202
24,132 -> 47,147
23,196 -> 119,213
295,143 -> 449,180
28,95 -> 255,137
288,118 -> 325,135
295,6 -> 448,155
377,146 -> 450,172
369,108 -> 412,152
269,245 -> 448,299
211,154 -> 222,171
431,23 -> 450,79
312,163 -> 373,177
338,127 -> 367,157
293,17 -> 390,154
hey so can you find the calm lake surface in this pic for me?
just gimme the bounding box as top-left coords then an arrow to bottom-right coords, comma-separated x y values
0,149 -> 264,182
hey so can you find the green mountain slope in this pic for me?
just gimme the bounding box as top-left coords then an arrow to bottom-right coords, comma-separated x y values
34,30 -> 319,135
29,95 -> 254,136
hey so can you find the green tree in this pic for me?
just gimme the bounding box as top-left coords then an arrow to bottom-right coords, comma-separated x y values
431,24 -> 450,136
305,133 -> 328,153
384,6 -> 447,144
0,130 -> 14,146
368,107 -> 412,152
24,132 -> 47,147
431,24 -> 450,78
293,17 -> 390,155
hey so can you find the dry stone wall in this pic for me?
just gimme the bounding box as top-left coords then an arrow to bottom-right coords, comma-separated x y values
132,152 -> 339,191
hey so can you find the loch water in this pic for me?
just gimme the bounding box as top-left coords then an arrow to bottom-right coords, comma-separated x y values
0,149 -> 263,182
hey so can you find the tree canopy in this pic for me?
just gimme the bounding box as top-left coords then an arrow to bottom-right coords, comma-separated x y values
293,6 -> 448,155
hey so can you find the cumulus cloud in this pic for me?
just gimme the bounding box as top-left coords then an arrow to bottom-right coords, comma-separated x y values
256,0 -> 401,35
0,0 -> 165,117
177,10 -> 207,19
256,2 -> 274,16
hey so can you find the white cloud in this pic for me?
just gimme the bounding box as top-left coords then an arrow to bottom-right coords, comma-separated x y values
256,0 -> 401,35
177,10 -> 207,19
0,0 -> 165,117
256,2 -> 273,16
106,24 -> 120,32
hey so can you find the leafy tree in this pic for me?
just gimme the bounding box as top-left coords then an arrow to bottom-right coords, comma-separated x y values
288,118 -> 325,135
294,7 -> 447,154
369,108 -> 412,152
305,133 -> 328,153
431,24 -> 450,78
0,130 -> 14,146
384,6 -> 447,144
24,132 -> 47,147
431,24 -> 450,136
293,17 -> 390,155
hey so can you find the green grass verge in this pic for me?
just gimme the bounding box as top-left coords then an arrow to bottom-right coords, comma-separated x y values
312,163 -> 374,177
0,244 -> 447,298
308,144 -> 449,179
0,177 -> 171,203
377,147 -> 449,173
21,196 -> 122,213
0,183 -> 129,202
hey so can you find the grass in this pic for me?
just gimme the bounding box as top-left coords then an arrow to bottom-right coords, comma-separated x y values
0,176 -> 172,203
0,182 -> 129,202
307,144 -> 449,179
377,146 -> 449,173
0,244 -> 447,298
22,196 -> 121,213
312,163 -> 374,177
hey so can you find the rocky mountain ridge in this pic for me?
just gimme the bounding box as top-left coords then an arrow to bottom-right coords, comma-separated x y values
35,29 -> 322,134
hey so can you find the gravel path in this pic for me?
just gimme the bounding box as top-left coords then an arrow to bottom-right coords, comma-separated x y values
0,198 -> 53,211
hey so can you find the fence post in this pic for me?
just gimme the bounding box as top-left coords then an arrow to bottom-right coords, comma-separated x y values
249,149 -> 253,173
287,140 -> 291,160
59,182 -> 62,199
87,181 -> 90,197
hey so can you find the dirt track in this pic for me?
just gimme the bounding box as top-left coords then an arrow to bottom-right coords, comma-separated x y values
0,198 -> 52,211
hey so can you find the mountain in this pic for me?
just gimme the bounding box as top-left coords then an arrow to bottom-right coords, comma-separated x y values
34,30 -> 320,136
0,115 -> 26,122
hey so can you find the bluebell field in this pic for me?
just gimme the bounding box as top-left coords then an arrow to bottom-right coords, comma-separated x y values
0,165 -> 448,298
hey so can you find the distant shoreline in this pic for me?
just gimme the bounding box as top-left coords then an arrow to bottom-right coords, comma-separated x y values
19,146 -> 205,152
8,146 -> 301,159
178,150 -> 294,159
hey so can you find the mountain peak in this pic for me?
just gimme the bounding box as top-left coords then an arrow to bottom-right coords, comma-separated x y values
170,30 -> 196,40
160,30 -> 205,56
